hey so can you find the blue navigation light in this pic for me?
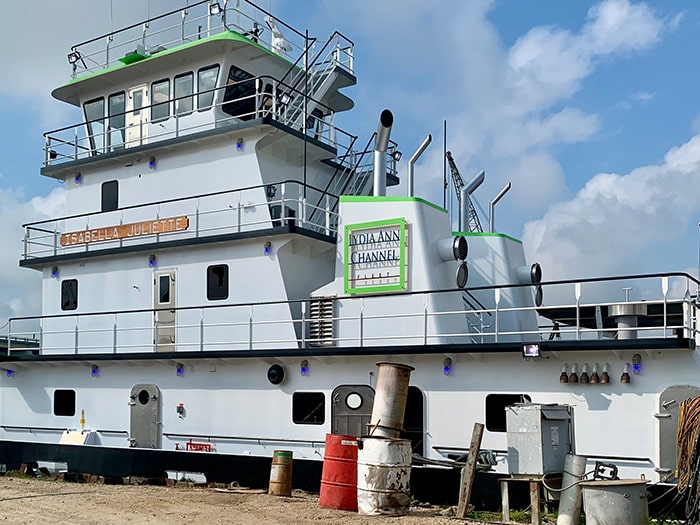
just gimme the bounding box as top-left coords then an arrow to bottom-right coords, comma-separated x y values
91,365 -> 99,378
148,255 -> 157,268
236,138 -> 244,151
148,156 -> 157,169
300,360 -> 309,376
633,363 -> 640,373
264,241 -> 272,256
443,357 -> 452,376
176,363 -> 184,377
6,370 -> 14,377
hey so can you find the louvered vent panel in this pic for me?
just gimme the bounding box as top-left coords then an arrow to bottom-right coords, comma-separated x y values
309,297 -> 335,346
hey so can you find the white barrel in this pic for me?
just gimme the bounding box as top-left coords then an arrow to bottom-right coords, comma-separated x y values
357,437 -> 412,516
580,480 -> 649,524
368,362 -> 414,438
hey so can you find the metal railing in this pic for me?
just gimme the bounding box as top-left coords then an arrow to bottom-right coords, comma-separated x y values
6,273 -> 698,356
22,180 -> 338,260
44,75 -> 356,167
67,0 -> 317,79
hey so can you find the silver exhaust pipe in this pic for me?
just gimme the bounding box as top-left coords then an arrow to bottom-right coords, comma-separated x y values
489,182 -> 511,232
373,109 -> 393,196
407,134 -> 432,197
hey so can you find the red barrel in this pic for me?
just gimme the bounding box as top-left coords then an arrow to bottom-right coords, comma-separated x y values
319,433 -> 358,511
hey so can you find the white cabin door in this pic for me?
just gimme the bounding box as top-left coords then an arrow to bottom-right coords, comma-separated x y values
126,84 -> 148,147
154,270 -> 176,352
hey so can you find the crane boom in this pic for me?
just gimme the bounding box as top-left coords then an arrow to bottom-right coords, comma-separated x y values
445,151 -> 483,233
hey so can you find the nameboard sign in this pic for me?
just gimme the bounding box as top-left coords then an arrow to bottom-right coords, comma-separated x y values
344,218 -> 407,294
60,216 -> 190,246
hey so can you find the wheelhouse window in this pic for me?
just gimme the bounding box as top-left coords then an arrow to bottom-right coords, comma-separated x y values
485,393 -> 531,432
151,79 -> 170,121
101,180 -> 118,212
61,279 -> 78,311
198,65 -> 220,110
84,97 -> 105,153
222,65 -> 255,120
207,264 -> 229,300
292,392 -> 325,425
54,389 -> 76,416
174,73 -> 194,116
108,92 -> 126,151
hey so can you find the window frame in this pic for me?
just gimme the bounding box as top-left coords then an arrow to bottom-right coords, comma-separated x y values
174,72 -> 194,117
83,97 -> 105,153
292,392 -> 326,425
197,64 -> 220,111
54,389 -> 76,417
108,91 -> 126,151
151,78 -> 171,122
206,264 -> 229,301
61,279 -> 78,311
101,180 -> 119,212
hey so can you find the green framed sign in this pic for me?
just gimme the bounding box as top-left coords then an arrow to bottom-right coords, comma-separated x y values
344,218 -> 407,294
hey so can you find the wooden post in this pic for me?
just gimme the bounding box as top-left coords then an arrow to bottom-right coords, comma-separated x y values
456,422 -> 485,518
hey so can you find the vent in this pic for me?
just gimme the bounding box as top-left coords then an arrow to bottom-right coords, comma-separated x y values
309,296 -> 335,346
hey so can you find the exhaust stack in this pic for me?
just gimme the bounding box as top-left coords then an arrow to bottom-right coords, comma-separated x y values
489,182 -> 511,233
373,109 -> 394,197
407,134 -> 432,197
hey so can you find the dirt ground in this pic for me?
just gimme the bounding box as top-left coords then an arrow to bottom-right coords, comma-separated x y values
0,476 -> 498,525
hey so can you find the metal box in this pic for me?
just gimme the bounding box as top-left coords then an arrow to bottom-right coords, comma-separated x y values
506,403 -> 573,477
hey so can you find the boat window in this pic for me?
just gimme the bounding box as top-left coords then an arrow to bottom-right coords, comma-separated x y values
101,180 -> 118,212
174,72 -> 194,116
222,65 -> 255,120
292,392 -> 325,425
151,79 -> 170,121
159,275 -> 170,304
108,92 -> 126,151
84,97 -> 105,154
198,64 -> 220,111
61,279 -> 78,311
485,393 -> 532,432
207,264 -> 229,300
54,389 -> 76,416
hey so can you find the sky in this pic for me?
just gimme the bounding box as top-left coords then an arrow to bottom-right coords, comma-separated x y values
0,0 -> 699,319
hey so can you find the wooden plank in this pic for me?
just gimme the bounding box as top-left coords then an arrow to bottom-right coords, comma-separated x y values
500,479 -> 510,522
529,480 -> 541,525
456,422 -> 485,518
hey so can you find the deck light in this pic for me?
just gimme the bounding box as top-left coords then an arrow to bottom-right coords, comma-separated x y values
209,2 -> 223,15
559,364 -> 568,383
632,353 -> 641,375
601,363 -> 610,384
148,156 -> 157,169
148,255 -> 157,268
264,241 -> 272,256
5,370 -> 14,378
74,173 -> 82,184
590,363 -> 600,384
67,50 -> 82,64
300,360 -> 309,376
621,363 -> 631,384
391,150 -> 402,162
91,365 -> 99,378
522,343 -> 540,358
176,363 -> 184,377
443,357 -> 452,376
49,150 -> 58,160
278,93 -> 291,106
236,138 -> 244,151
51,266 -> 59,278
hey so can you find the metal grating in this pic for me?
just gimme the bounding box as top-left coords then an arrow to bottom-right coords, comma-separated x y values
309,296 -> 335,346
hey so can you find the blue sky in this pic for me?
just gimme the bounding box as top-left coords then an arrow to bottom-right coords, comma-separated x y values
0,0 -> 699,318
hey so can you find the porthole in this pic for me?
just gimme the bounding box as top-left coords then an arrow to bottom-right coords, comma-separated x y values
138,389 -> 150,405
345,392 -> 363,410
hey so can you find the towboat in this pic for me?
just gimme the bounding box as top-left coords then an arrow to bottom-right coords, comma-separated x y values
1,0 -> 698,512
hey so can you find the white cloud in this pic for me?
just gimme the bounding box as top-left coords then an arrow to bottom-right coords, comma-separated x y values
616,90 -> 655,110
523,135 -> 700,280
0,188 -> 65,321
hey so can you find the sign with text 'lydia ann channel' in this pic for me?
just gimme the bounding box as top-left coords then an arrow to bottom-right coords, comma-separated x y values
344,218 -> 407,294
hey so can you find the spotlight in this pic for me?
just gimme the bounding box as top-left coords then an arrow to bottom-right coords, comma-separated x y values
443,357 -> 452,376
278,93 -> 291,106
176,363 -> 184,377
209,2 -> 223,15
49,150 -> 58,160
67,50 -> 82,64
148,255 -> 157,268
300,360 -> 309,376
51,266 -> 59,278
391,150 -> 402,162
264,241 -> 272,256
148,156 -> 157,169
522,343 -> 540,358
91,365 -> 99,378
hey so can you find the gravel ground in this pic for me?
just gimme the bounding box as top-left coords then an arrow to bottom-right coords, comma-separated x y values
0,476 -> 503,525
